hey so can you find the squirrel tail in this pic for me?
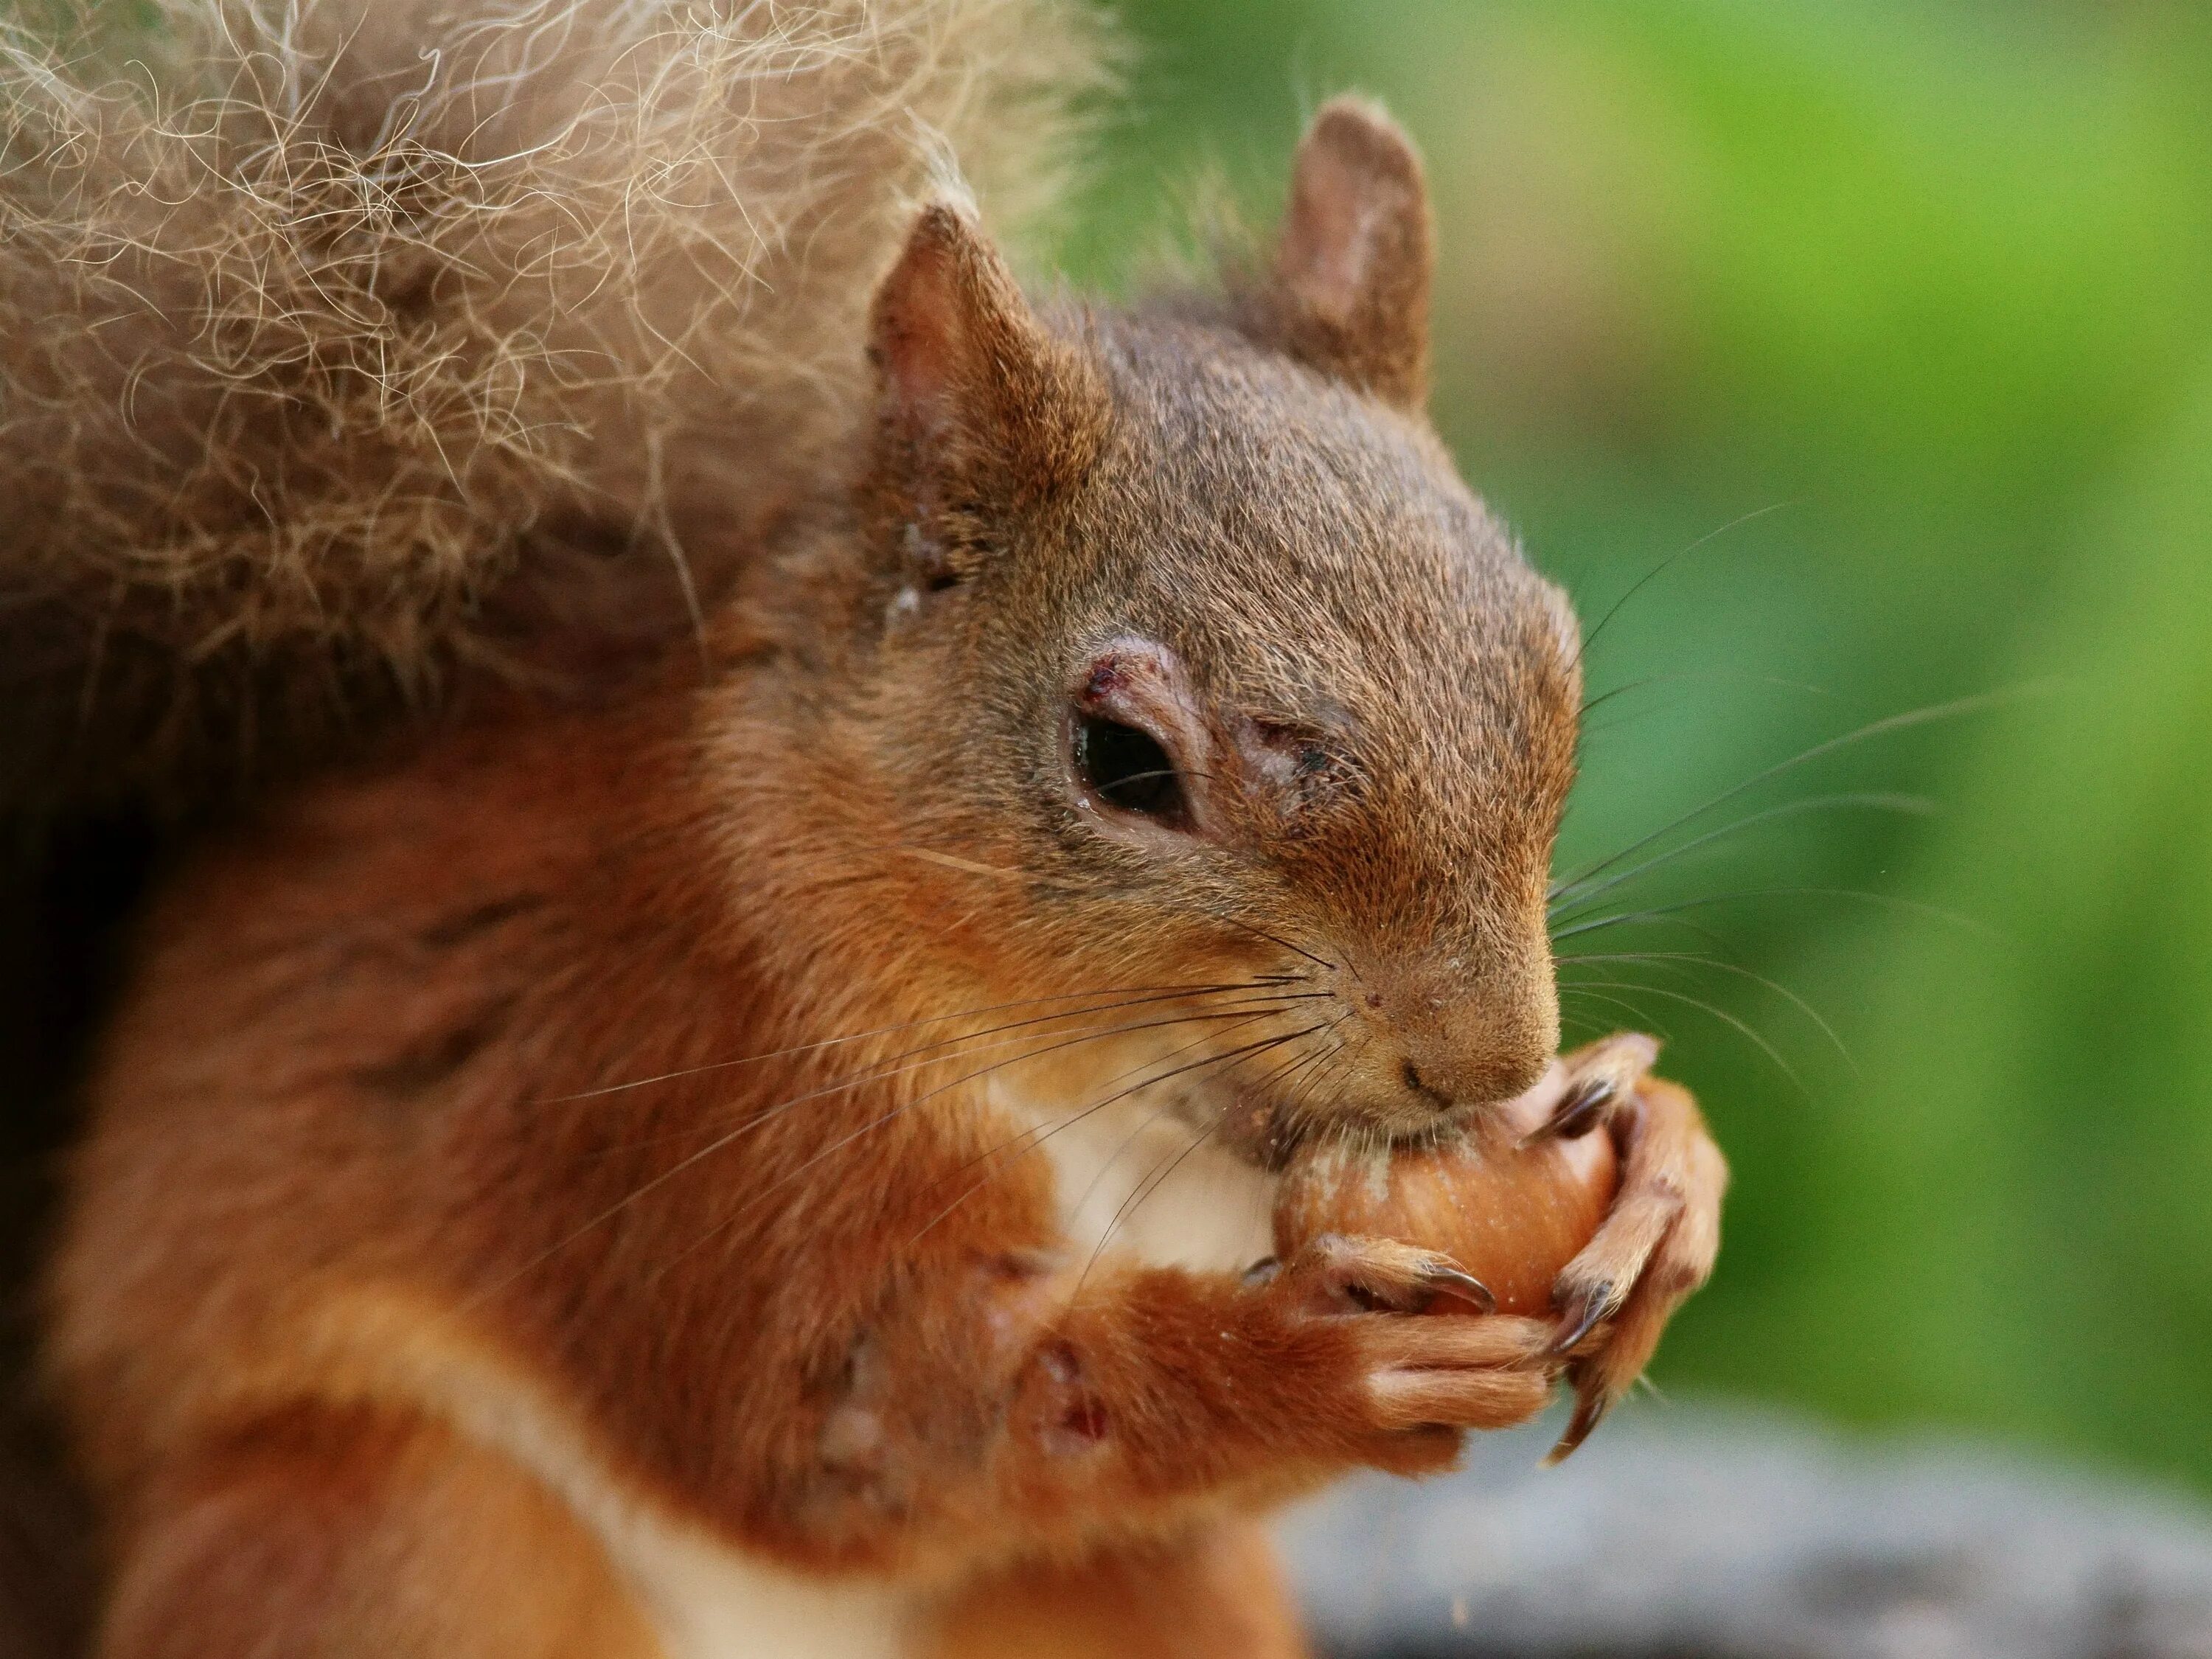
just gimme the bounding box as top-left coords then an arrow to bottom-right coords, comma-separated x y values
0,0 -> 1114,809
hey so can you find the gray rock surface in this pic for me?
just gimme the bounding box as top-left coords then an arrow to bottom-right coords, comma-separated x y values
1279,1399 -> 2212,1659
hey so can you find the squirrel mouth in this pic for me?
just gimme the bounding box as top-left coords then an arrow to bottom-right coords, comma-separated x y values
1210,1062 -> 1579,1172
1209,1087 -> 1310,1172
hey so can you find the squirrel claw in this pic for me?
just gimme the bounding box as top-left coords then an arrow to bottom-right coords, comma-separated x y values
1547,1284 -> 1613,1356
1419,1262 -> 1497,1314
1543,1378 -> 1610,1466
1520,1077 -> 1615,1147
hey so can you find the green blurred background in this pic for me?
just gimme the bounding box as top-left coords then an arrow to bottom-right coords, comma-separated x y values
1060,0 -> 2212,1495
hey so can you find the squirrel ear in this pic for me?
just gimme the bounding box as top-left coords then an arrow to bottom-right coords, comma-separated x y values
1262,97 -> 1434,410
868,202 -> 1105,507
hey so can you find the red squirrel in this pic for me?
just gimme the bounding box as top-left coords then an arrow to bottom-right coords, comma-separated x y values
24,4 -> 1725,1655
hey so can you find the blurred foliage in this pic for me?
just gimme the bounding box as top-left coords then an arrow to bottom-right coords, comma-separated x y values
1062,0 -> 2212,1490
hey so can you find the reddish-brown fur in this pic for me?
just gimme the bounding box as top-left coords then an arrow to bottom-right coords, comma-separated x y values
925,1518 -> 1306,1658
102,1408 -> 661,1659
45,55 -> 1725,1659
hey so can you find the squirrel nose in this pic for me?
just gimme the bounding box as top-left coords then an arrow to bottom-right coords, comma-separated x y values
1370,956 -> 1558,1111
1394,1024 -> 1551,1113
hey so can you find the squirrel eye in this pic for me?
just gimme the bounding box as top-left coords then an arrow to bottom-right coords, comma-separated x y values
1072,713 -> 1189,829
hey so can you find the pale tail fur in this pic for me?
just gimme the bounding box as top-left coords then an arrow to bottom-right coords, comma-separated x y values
0,0 -> 1113,806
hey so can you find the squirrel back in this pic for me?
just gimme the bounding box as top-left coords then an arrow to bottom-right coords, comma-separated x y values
0,0 -> 1110,810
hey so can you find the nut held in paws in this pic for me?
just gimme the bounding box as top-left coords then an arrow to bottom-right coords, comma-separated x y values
1273,1065 -> 1620,1317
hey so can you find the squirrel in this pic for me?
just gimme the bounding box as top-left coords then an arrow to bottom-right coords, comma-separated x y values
8,1 -> 1728,1654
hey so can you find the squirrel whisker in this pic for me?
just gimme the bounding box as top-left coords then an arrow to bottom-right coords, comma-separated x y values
538,977 -> 1308,1103
1548,792 -> 1935,923
535,1010 -> 1300,1167
1554,975 -> 1801,1091
1223,1026 -> 1348,1153
905,1009 -> 1310,1249
660,1019 -> 1326,1293
1555,950 -> 1851,1071
1557,986 -> 1666,1040
1568,914 -> 1739,960
1577,666 -> 1835,727
1071,1026 -> 1324,1295
1192,911 -> 1340,973
562,995 -> 1318,1159
1551,884 -> 1989,944
482,999 -> 1322,1304
1079,1015 -> 1347,1294
1272,1025 -> 1359,1151
1550,690 -> 2016,905
1568,501 -> 1801,678
1054,1019 -> 1324,1228
1082,1119 -> 1222,1289
576,996 -> 1324,1164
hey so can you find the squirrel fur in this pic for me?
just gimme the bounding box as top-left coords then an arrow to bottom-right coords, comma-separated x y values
0,0 -> 1105,810
6,2 -> 1726,1654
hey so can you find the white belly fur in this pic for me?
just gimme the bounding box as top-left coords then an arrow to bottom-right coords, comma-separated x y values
987,1075 -> 1279,1276
605,1520 -> 908,1659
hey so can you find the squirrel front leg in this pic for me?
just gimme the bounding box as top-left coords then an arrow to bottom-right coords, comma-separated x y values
824,1224 -> 1560,1562
1020,1242 -> 1561,1504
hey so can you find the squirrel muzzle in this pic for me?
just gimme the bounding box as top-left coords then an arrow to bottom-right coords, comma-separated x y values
1326,931 -> 1562,1131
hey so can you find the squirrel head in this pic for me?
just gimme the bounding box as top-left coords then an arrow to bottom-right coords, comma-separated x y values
745,100 -> 1580,1153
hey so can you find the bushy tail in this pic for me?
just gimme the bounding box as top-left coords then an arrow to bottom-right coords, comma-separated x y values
0,0 -> 1112,808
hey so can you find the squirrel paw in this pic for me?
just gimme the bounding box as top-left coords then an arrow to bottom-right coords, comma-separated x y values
1260,1234 -> 1559,1473
1532,1034 -> 1728,1462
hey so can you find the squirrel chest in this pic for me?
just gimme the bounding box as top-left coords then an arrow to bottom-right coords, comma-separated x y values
986,1077 -> 1279,1277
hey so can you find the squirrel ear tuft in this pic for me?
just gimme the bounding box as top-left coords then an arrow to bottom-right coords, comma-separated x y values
869,202 -> 1105,506
1262,97 -> 1433,410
